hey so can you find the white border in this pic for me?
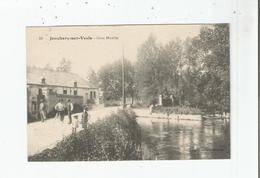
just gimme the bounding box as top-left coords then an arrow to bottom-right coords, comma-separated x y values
0,0 -> 257,178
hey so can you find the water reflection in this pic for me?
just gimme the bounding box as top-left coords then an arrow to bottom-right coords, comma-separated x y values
138,118 -> 230,160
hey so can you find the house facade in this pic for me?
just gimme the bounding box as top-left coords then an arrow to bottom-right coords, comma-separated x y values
27,67 -> 100,120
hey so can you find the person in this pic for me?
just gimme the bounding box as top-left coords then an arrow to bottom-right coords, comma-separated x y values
67,99 -> 74,124
39,99 -> 47,122
55,99 -> 65,122
149,103 -> 154,115
81,106 -> 89,130
72,115 -> 79,134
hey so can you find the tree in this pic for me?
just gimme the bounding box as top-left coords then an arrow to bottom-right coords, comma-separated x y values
56,58 -> 72,72
181,36 -> 207,107
86,67 -> 99,87
197,24 -> 230,113
135,35 -> 162,103
135,35 -> 184,105
44,63 -> 54,71
162,38 -> 184,105
134,25 -> 230,112
98,59 -> 136,103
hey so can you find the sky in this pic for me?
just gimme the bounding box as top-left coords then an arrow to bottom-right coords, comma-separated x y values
26,24 -> 204,78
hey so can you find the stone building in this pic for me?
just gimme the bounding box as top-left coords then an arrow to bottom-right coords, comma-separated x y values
27,67 -> 99,120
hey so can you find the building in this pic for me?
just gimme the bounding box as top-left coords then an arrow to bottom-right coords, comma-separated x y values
27,67 -> 99,120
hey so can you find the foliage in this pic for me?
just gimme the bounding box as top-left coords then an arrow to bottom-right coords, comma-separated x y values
28,109 -> 142,161
134,25 -> 230,113
153,106 -> 202,115
56,58 -> 72,72
135,35 -> 164,101
131,100 -> 147,108
86,67 -> 99,87
103,99 -> 122,107
95,25 -> 229,113
98,59 -> 136,102
197,25 -> 230,112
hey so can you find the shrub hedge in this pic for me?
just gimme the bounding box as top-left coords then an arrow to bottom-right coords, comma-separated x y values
28,109 -> 142,161
153,106 -> 202,115
103,100 -> 122,107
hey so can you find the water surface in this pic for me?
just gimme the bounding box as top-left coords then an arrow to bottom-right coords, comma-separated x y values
138,118 -> 230,160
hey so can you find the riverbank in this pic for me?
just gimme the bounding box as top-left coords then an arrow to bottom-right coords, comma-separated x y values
28,109 -> 141,161
28,106 -> 228,156
133,108 -> 202,121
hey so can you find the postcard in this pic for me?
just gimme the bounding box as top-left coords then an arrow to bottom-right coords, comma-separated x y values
26,24 -> 230,161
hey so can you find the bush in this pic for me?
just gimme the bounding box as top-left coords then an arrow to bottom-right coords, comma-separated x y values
28,109 -> 142,161
162,98 -> 173,106
131,100 -> 147,108
153,106 -> 202,115
104,100 -> 121,107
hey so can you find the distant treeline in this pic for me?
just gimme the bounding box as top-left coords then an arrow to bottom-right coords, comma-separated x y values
91,24 -> 230,113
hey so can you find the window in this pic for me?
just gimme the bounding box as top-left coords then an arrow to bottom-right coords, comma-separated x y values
90,91 -> 93,99
41,78 -> 46,84
74,82 -> 77,87
74,90 -> 77,96
90,91 -> 96,99
63,89 -> 67,95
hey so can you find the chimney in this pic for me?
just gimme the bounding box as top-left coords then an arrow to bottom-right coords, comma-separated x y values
41,78 -> 46,84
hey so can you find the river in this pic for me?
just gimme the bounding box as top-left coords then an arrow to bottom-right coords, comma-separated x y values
137,117 -> 230,160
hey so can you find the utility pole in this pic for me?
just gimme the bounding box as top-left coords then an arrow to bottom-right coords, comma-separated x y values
122,46 -> 126,109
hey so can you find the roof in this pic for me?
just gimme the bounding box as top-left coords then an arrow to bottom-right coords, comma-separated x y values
27,67 -> 97,89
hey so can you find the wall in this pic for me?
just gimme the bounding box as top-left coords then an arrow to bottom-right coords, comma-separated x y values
78,88 -> 100,105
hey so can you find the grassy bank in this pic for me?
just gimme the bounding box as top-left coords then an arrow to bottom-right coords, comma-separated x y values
28,109 -> 142,161
153,106 -> 202,115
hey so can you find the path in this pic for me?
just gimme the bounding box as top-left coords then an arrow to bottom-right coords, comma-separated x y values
27,106 -> 119,156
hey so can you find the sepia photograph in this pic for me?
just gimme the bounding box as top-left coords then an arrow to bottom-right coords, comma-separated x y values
26,24 -> 230,161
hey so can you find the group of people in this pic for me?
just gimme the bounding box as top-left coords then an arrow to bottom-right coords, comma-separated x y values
55,99 -> 90,133
38,98 -> 89,133
71,106 -> 89,134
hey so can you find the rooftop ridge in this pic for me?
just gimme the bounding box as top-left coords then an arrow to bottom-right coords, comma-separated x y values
27,66 -> 98,88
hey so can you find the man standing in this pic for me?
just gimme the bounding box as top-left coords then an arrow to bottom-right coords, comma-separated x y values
67,99 -> 73,124
39,99 -> 47,122
55,99 -> 65,122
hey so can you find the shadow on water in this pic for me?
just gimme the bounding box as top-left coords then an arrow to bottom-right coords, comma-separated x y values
139,118 -> 230,160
